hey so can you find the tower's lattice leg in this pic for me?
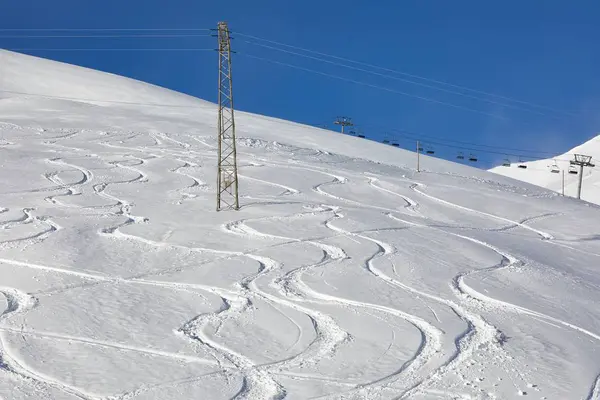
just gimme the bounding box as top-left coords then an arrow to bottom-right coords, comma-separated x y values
216,21 -> 239,211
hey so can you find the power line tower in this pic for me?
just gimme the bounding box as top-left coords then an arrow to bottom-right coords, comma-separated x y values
334,116 -> 354,134
570,154 -> 595,200
216,21 -> 239,211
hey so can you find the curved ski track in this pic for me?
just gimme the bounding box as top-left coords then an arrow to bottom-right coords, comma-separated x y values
2,125 -> 599,399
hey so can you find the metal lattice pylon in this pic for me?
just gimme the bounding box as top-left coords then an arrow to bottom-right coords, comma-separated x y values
216,21 -> 239,211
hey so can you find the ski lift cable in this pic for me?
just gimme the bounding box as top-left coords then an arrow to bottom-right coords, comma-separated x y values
353,126 -> 573,162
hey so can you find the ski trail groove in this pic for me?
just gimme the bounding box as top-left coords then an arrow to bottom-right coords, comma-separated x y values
389,213 -> 600,397
325,214 -> 501,399
0,288 -> 97,399
367,177 -> 421,215
410,183 -> 554,240
585,373 -> 600,400
170,159 -> 208,204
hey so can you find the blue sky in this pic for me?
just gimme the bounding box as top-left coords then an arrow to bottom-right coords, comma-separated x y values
3,0 -> 600,167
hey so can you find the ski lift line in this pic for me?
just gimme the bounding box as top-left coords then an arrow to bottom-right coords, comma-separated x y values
232,30 -> 577,116
0,34 -> 214,38
364,123 -> 565,156
353,125 -> 571,161
375,140 -> 577,169
240,53 -> 513,120
240,40 -> 554,118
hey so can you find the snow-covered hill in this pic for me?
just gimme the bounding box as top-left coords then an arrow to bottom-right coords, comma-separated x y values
490,135 -> 600,204
1,49 -> 600,400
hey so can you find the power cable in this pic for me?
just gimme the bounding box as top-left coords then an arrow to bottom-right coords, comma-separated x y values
4,48 -> 217,52
241,40 -> 555,118
233,31 -> 576,117
0,28 -> 212,32
239,52 -> 511,121
0,34 -> 213,38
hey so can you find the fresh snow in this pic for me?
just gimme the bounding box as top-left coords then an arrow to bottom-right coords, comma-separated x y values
1,49 -> 600,400
490,135 -> 600,204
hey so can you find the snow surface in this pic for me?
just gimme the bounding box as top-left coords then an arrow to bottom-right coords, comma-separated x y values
490,135 -> 600,205
1,49 -> 600,400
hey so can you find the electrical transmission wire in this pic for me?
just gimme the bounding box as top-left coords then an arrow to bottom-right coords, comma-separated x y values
241,40 -> 557,118
4,48 -> 216,52
239,53 -> 512,121
0,34 -> 213,38
233,31 -> 576,117
0,28 -> 212,32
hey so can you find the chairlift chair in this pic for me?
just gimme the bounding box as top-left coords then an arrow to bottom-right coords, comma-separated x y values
457,152 -> 465,160
569,165 -> 578,175
468,154 -> 478,162
358,134 -> 366,139
502,158 -> 511,167
518,159 -> 528,169
383,139 -> 390,144
392,143 -> 400,147
550,165 -> 560,174
426,147 -> 435,155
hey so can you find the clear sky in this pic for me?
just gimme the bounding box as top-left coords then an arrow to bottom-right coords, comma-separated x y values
3,0 -> 600,168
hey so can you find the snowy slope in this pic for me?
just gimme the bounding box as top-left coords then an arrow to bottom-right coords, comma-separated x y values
490,135 -> 600,204
1,49 -> 600,400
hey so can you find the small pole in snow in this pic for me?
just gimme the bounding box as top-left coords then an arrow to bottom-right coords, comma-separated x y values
333,116 -> 353,134
570,154 -> 595,200
416,140 -> 420,172
561,169 -> 565,196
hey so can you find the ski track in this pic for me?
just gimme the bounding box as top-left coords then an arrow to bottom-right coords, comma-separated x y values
366,177 -> 420,215
238,174 -> 300,196
2,125 -> 599,398
230,205 -> 445,400
0,208 -> 60,248
321,214 -> 501,399
586,373 -> 600,400
410,183 -> 554,240
388,213 -> 600,397
0,287 -> 97,400
169,158 -> 208,204
44,158 -> 93,206
217,207 -> 356,398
